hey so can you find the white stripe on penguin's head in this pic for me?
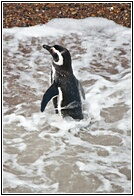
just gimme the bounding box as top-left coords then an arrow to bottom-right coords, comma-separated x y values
51,47 -> 63,66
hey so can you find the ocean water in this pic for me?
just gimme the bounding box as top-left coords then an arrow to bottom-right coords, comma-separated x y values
3,17 -> 131,193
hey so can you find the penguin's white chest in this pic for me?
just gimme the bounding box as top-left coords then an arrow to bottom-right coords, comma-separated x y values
51,64 -> 56,82
51,65 -> 63,116
57,87 -> 63,116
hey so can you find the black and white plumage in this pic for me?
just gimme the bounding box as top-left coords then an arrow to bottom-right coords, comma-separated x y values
41,44 -> 85,120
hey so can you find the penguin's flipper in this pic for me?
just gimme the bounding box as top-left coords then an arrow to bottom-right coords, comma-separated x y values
41,82 -> 59,112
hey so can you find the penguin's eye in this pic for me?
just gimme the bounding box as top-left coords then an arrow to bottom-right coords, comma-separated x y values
50,48 -> 53,53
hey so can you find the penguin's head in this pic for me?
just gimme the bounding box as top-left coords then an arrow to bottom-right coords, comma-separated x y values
43,44 -> 72,71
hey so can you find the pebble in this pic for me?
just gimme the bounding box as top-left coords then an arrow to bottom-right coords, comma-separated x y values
3,3 -> 131,28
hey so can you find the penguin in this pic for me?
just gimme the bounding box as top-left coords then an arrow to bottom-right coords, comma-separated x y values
41,44 -> 85,120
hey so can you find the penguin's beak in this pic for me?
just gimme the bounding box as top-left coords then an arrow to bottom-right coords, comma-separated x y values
43,45 -> 51,52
